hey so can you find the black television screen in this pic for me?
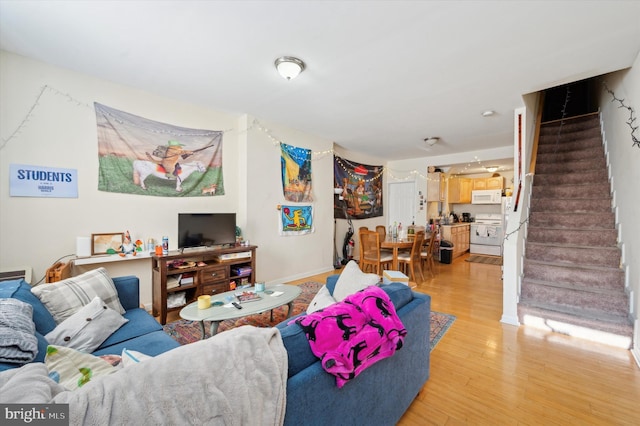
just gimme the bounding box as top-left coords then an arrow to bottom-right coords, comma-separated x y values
178,213 -> 236,249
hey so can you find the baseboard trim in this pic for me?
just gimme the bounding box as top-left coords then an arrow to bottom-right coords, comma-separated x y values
273,265 -> 336,285
631,346 -> 640,369
500,315 -> 520,326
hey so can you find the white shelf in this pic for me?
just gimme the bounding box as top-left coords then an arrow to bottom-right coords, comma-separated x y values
73,252 -> 152,266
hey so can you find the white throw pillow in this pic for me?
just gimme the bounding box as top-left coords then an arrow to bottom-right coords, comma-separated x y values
333,260 -> 380,302
45,296 -> 128,352
306,285 -> 336,314
31,267 -> 125,324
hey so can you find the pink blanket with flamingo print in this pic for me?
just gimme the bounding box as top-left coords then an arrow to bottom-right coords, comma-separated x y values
292,285 -> 407,388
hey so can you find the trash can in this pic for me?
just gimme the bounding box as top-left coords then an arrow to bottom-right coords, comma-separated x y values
439,240 -> 454,264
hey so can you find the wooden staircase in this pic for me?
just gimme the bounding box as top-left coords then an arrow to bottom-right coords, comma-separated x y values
517,113 -> 633,347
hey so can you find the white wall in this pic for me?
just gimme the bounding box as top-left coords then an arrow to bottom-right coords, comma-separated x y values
0,51 -> 334,306
598,53 -> 640,363
243,115 -> 335,282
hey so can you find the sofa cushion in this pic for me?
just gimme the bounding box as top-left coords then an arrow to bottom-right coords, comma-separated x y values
92,330 -> 181,357
45,296 -> 129,353
382,282 -> 414,311
96,307 -> 162,350
332,260 -> 380,302
45,345 -> 117,390
0,298 -> 38,365
31,268 -> 125,324
0,279 -> 56,335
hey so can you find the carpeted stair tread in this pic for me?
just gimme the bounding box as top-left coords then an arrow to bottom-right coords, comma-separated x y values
523,259 -> 624,290
536,137 -> 602,153
521,275 -> 627,296
529,212 -> 615,229
520,283 -> 629,315
530,198 -> 612,213
518,300 -> 632,327
525,242 -> 620,268
536,147 -> 604,164
534,169 -> 608,185
531,183 -> 610,199
527,227 -> 617,246
517,303 -> 634,344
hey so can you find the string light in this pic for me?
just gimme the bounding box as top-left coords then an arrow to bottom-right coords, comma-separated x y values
0,85 -> 92,150
603,82 -> 639,149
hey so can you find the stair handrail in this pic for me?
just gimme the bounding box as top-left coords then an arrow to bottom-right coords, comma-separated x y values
528,92 -> 544,176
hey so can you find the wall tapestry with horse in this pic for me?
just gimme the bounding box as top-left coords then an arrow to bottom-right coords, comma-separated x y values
94,102 -> 224,197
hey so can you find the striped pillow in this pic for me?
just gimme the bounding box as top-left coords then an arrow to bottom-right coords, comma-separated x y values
31,268 -> 125,324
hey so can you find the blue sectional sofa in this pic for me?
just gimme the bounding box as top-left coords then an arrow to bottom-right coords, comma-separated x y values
1,273 -> 431,424
0,276 -> 180,372
276,276 -> 432,426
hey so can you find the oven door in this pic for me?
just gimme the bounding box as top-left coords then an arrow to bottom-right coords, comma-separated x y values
470,223 -> 503,246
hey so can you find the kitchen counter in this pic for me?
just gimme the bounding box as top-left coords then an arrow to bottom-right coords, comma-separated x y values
440,223 -> 470,259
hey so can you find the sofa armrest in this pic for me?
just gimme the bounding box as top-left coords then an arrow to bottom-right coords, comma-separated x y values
112,276 -> 140,311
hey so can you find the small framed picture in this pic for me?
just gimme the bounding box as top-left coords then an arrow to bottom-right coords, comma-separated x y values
91,232 -> 124,255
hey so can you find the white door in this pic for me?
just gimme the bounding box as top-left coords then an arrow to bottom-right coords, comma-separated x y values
388,181 -> 415,231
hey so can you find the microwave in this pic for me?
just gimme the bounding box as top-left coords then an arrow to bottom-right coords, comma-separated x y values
471,189 -> 502,204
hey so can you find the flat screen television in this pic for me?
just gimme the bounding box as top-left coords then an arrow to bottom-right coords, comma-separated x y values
178,213 -> 236,250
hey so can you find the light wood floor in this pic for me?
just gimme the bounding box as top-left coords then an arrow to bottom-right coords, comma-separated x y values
288,254 -> 640,425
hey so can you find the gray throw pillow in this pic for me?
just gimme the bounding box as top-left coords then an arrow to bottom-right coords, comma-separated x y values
31,267 -> 125,324
45,296 -> 128,352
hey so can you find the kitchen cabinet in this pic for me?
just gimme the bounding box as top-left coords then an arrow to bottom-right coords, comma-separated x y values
486,176 -> 504,190
473,179 -> 487,190
427,172 -> 445,202
448,176 -> 472,204
473,177 -> 504,191
440,224 -> 470,259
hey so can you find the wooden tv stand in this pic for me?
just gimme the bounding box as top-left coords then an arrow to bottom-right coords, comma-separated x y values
151,245 -> 257,325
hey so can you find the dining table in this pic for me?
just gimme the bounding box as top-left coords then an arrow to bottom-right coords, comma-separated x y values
380,236 -> 413,270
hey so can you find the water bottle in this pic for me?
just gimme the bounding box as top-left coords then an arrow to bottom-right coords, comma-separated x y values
162,236 -> 169,255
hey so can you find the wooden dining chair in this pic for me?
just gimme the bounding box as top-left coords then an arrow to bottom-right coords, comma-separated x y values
359,230 -> 393,275
420,231 -> 438,278
376,225 -> 393,255
397,230 -> 426,284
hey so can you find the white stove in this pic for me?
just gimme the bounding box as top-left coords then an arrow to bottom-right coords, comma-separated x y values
470,213 -> 503,256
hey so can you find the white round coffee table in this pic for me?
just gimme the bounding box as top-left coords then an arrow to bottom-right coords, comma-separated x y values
179,283 -> 302,338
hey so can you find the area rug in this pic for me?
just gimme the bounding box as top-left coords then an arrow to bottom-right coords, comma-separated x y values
465,254 -> 502,265
163,281 -> 456,352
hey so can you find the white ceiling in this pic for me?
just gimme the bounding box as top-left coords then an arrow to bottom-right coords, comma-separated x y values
1,1 -> 639,170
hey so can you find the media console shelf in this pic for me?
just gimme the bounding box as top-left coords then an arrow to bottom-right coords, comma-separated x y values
152,245 -> 257,325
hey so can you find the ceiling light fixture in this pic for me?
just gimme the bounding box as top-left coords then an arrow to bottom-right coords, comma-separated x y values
424,137 -> 439,146
482,110 -> 495,117
274,56 -> 306,80
485,166 -> 499,173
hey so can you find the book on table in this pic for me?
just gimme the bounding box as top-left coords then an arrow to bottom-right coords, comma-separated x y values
235,291 -> 262,303
383,270 -> 409,283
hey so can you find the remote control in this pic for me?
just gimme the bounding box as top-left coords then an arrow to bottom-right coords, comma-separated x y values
232,301 -> 243,309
